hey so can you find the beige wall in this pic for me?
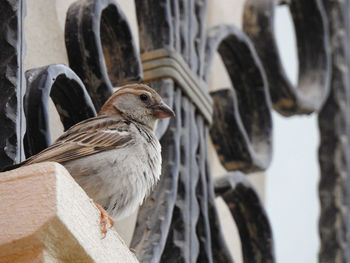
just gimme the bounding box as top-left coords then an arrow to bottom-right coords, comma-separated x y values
24,1 -> 266,262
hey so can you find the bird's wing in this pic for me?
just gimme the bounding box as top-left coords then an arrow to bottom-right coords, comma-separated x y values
25,116 -> 134,165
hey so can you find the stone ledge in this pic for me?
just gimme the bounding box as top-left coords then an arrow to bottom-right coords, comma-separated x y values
0,162 -> 139,263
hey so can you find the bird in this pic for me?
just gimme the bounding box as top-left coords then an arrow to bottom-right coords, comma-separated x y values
2,84 -> 175,234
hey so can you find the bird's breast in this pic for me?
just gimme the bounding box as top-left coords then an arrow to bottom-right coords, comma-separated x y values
63,128 -> 162,219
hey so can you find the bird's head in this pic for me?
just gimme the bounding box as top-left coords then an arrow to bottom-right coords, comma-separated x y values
99,84 -> 175,130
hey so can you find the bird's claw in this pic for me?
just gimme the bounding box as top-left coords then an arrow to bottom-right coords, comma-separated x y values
94,201 -> 115,237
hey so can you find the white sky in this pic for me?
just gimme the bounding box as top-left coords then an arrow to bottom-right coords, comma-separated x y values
266,6 -> 320,263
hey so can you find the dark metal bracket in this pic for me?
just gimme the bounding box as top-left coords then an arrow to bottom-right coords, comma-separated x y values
214,172 -> 275,263
24,64 -> 96,157
0,0 -> 26,167
243,0 -> 331,116
65,0 -> 143,111
142,48 -> 213,124
205,25 -> 273,173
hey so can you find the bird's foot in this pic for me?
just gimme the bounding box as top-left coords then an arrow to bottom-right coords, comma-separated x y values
94,201 -> 114,237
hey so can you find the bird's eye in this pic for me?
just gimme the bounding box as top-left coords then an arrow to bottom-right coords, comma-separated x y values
140,94 -> 149,102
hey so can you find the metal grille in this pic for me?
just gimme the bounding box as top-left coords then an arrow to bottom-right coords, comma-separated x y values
0,0 -> 349,262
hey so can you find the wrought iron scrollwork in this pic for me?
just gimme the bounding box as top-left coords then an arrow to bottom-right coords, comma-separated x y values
24,64 -> 96,157
131,1 -> 274,262
141,49 -> 213,124
131,2 -> 207,262
318,0 -> 350,262
1,0 -> 275,262
2,0 -> 350,262
205,25 -> 273,173
214,173 -> 275,263
0,0 -> 26,167
65,0 -> 142,111
243,0 -> 330,116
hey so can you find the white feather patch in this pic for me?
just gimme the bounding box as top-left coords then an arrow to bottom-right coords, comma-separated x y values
103,130 -> 129,136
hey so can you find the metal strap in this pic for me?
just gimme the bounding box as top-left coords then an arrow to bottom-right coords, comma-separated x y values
142,49 -> 213,124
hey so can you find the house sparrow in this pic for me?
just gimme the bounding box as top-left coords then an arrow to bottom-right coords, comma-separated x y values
7,84 -> 175,234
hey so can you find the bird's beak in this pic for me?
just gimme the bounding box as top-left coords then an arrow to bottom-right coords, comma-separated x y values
152,103 -> 175,119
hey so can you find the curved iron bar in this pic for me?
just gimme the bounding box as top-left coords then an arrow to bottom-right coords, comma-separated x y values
243,0 -> 331,116
0,0 -> 26,167
135,0 -> 176,139
160,97 -> 203,263
205,25 -> 273,173
24,64 -> 96,157
214,173 -> 275,263
131,1 -> 179,262
318,0 -> 350,262
65,0 -> 142,111
131,85 -> 180,262
190,2 -> 226,263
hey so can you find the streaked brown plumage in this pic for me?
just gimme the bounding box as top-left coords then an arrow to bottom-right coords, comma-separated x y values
12,84 -> 175,234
